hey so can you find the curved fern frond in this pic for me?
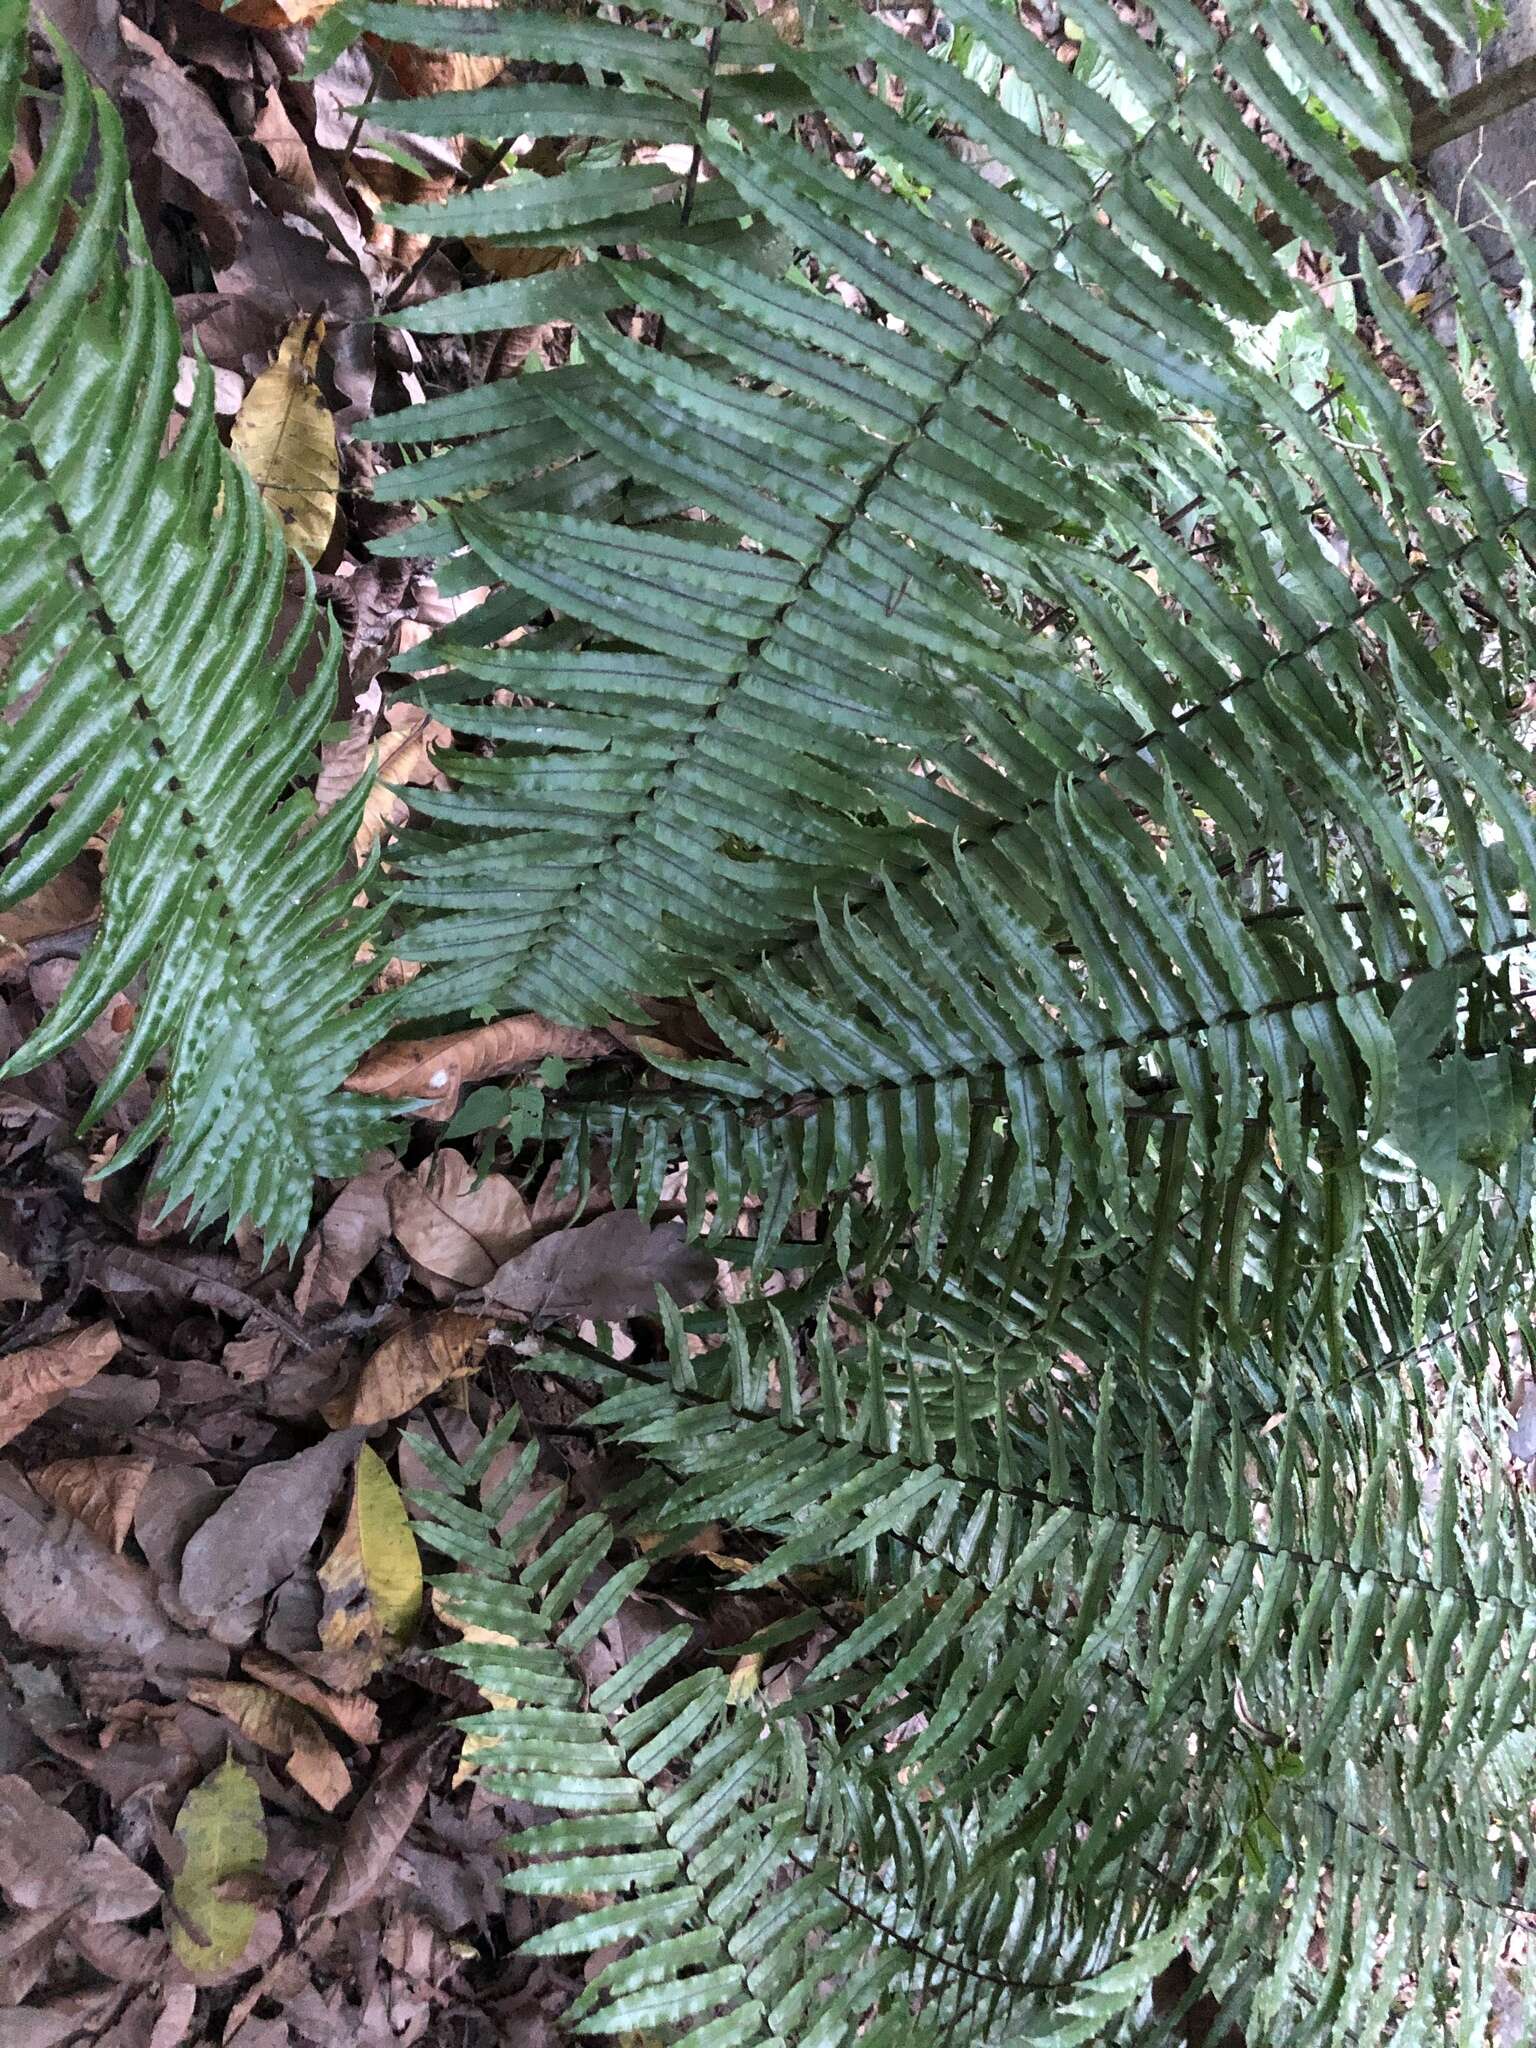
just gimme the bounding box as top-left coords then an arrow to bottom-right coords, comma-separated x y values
411,1407 -> 1211,2045
499,1263 -> 1536,2041
0,17 -> 396,1245
361,0 -> 1536,1333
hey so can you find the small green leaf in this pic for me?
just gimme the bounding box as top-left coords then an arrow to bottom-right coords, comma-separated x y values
167,1759 -> 266,1979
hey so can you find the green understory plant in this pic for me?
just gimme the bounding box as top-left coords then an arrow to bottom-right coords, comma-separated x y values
355,0 -> 1536,2034
0,6 -> 395,1245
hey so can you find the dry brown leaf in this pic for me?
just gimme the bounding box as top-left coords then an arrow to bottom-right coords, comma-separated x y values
324,1311 -> 487,1428
239,1649 -> 381,1745
184,1681 -> 351,1811
293,1163 -> 401,1318
30,1455 -> 153,1553
347,1014 -> 614,1122
478,1210 -> 716,1326
307,1732 -> 445,1922
387,1151 -> 532,1290
0,1250 -> 40,1303
0,1321 -> 120,1449
177,1429 -> 364,1637
230,316 -> 338,566
0,851 -> 100,979
317,703 -> 452,865
193,0 -> 335,25
367,0 -> 506,97
466,239 -> 579,284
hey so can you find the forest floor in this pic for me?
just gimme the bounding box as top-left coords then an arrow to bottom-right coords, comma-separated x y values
4,1 -> 1536,2044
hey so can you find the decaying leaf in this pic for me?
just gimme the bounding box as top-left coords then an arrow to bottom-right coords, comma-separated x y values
346,1014 -> 614,1123
366,0 -> 506,97
317,1447 -> 423,1677
178,1429 -> 364,1635
387,1151 -> 532,1290
293,1162 -> 401,1318
230,315 -> 339,566
479,1210 -> 716,1326
0,1467 -> 223,1676
324,1311 -> 486,1428
466,237 -> 579,287
0,1249 -> 40,1303
239,1649 -> 381,1745
307,1732 -> 444,1923
166,1760 -> 266,1980
193,0 -> 338,35
0,1321 -> 120,1449
316,701 -> 452,865
0,1774 -> 161,1921
30,1455 -> 153,1553
0,849 -> 100,978
184,1682 -> 351,1811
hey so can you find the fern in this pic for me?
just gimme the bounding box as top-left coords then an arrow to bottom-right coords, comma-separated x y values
358,0 -> 1536,1345
346,0 -> 1536,2036
0,9 -> 398,1245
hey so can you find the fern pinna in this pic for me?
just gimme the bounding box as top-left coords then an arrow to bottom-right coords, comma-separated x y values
0,8 -> 395,1246
348,0 -> 1536,2036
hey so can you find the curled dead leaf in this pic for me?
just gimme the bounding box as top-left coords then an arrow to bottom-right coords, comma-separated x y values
294,1163 -> 401,1318
0,1321 -> 121,1449
386,1151 -> 531,1291
230,316 -> 338,567
239,1649 -> 381,1746
184,1682 -> 351,1811
346,1013 -> 613,1122
307,1732 -> 444,1923
317,702 -> 452,866
324,1310 -> 487,1428
30,1455 -> 153,1553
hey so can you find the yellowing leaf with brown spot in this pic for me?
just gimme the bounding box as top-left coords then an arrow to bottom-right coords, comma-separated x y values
230,316 -> 338,566
185,1681 -> 351,1811
317,1447 -> 423,1679
166,1760 -> 266,1980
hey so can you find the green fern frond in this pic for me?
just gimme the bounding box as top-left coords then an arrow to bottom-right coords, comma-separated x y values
0,16 -> 397,1245
360,0 -> 1536,1331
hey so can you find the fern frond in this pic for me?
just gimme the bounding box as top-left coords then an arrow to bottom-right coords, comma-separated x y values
0,18 -> 396,1244
361,0 -> 1536,1330
518,1268 -> 1536,2039
411,1407 -> 1210,2045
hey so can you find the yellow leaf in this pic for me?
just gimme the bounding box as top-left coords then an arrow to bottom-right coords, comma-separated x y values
727,1652 -> 763,1704
317,1447 -> 423,1676
167,1759 -> 266,1979
230,316 -> 338,566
